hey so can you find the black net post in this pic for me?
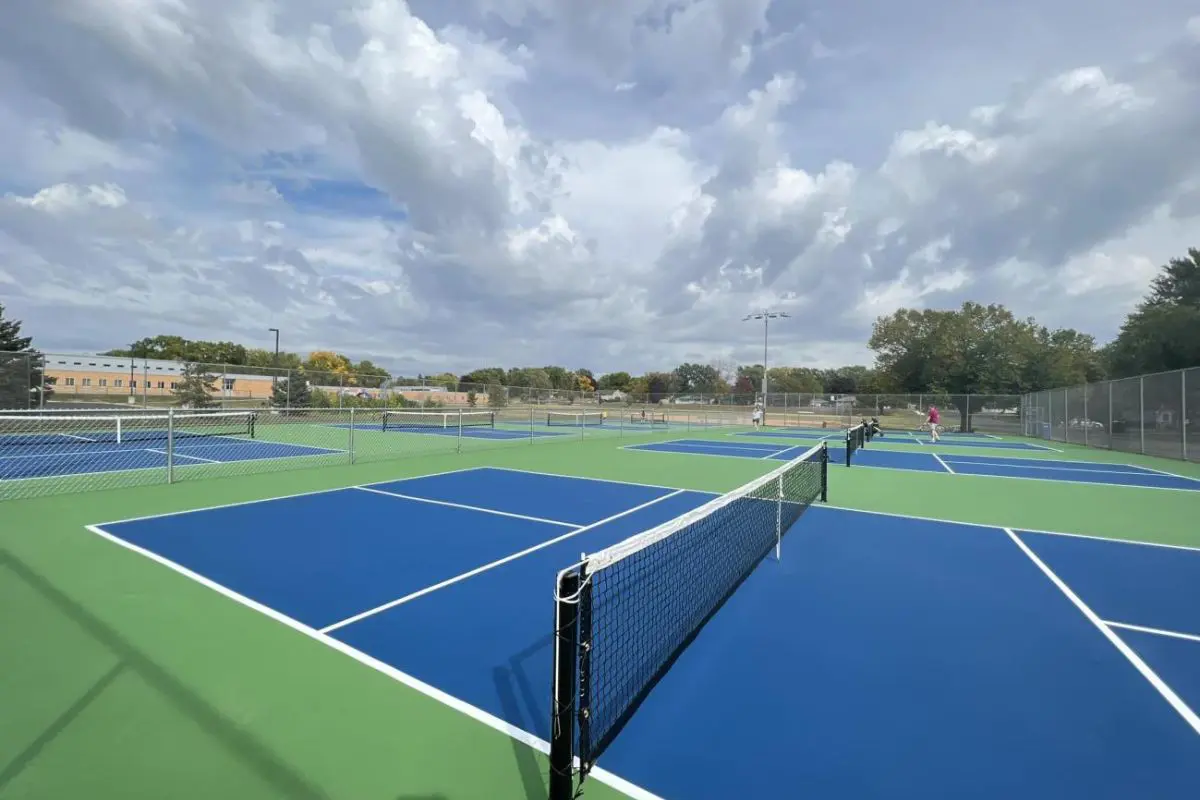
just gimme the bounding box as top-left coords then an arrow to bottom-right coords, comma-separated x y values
549,569 -> 580,800
821,443 -> 829,502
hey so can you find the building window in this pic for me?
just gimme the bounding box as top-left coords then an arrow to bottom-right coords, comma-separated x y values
82,378 -> 92,387
170,382 -> 178,390
131,380 -> 137,389
223,378 -> 235,391
156,381 -> 165,389
99,379 -> 107,387
114,379 -> 123,388
65,377 -> 75,387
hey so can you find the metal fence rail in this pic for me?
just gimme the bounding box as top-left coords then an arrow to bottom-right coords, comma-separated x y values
1022,367 -> 1196,461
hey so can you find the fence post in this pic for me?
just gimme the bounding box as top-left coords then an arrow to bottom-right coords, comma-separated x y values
1108,382 -> 1113,449
1182,370 -> 1188,462
1083,384 -> 1089,447
167,408 -> 175,484
1139,377 -> 1146,455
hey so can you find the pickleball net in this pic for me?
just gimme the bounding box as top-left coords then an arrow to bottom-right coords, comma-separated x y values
549,441 -> 829,799
381,410 -> 495,431
0,411 -> 256,448
846,422 -> 866,466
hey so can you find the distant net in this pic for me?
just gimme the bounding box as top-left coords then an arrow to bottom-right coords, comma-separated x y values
0,411 -> 256,448
846,422 -> 866,466
628,411 -> 667,425
381,410 -> 495,431
547,411 -> 604,427
549,441 -> 829,798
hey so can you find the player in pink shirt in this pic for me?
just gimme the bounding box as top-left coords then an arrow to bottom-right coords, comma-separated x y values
927,405 -> 942,441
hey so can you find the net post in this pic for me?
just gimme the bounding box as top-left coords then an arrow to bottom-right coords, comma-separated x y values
116,415 -> 124,445
549,569 -> 581,800
774,473 -> 783,561
457,409 -> 463,454
348,407 -> 356,465
530,405 -> 535,444
820,443 -> 829,502
166,409 -> 175,484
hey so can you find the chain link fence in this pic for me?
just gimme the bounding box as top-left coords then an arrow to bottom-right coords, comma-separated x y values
0,406 -> 753,502
1022,368 -> 1195,461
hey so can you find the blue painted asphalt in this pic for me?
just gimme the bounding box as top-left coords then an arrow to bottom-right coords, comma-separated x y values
94,466 -> 1200,800
626,440 -> 1200,491
0,438 -> 341,480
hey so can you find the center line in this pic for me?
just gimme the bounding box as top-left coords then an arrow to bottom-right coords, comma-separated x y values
354,485 -> 582,529
320,489 -> 687,634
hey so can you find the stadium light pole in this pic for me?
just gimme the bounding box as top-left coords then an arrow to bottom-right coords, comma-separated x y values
742,310 -> 790,402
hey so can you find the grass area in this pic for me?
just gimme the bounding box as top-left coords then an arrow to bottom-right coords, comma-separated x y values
2,424 -> 1196,799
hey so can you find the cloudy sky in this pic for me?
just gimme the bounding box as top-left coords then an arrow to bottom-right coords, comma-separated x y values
0,1 -> 1197,376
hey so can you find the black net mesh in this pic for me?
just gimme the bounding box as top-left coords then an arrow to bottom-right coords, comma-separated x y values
566,442 -> 828,780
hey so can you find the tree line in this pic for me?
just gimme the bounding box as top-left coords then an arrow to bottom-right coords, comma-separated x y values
0,247 -> 1196,409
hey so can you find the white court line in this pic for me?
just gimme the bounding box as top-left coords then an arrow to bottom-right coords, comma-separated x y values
1104,621 -> 1200,644
146,448 -> 220,464
1004,528 -> 1200,736
620,444 -> 768,462
817,504 -> 1200,554
941,459 -> 1153,476
0,449 -> 349,487
81,523 -> 662,800
352,485 -> 582,529
844,460 -> 1200,493
658,438 -> 784,452
1124,464 -> 1200,484
931,453 -> 955,474
766,445 -> 807,461
486,466 -> 712,495
93,466 -> 492,526
319,489 -> 687,634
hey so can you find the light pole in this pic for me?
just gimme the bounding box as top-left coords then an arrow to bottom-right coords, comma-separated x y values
742,310 -> 790,403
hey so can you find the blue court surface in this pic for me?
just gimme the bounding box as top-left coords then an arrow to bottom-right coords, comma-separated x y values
627,439 -> 1200,491
89,466 -> 1200,799
0,437 -> 342,480
735,429 -> 1055,451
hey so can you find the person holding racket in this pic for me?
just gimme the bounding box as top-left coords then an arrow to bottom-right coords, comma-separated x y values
926,404 -> 942,441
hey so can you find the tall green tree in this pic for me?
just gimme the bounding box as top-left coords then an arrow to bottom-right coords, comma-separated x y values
672,363 -> 724,394
869,301 -> 1103,428
597,372 -> 633,391
459,368 -> 506,389
1105,247 -> 1200,377
271,376 -> 311,407
172,363 -> 218,408
0,305 -> 52,408
643,371 -> 677,402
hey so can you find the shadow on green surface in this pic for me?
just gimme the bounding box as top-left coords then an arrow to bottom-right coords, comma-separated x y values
0,547 -> 332,800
